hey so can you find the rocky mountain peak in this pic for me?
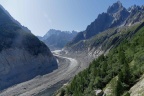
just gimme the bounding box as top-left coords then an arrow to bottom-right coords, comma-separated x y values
128,5 -> 142,12
43,29 -> 70,40
39,29 -> 77,50
107,1 -> 124,14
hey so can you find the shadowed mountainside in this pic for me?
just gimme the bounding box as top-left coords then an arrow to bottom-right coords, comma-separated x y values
0,5 -> 58,90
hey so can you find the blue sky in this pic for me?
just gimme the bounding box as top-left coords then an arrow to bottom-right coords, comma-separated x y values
0,0 -> 144,36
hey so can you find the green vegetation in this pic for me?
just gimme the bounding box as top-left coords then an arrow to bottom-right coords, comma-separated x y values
65,23 -> 141,53
0,22 -> 50,56
58,23 -> 144,96
0,7 -> 51,56
0,23 -> 20,51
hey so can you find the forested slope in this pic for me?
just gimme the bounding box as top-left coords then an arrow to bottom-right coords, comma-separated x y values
56,22 -> 144,96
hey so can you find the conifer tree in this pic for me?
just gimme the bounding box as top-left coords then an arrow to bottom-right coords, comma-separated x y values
115,73 -> 123,96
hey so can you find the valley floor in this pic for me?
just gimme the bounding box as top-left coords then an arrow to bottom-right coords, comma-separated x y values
0,50 -> 81,96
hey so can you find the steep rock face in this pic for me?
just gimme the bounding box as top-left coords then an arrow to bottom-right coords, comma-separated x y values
107,1 -> 123,14
107,1 -> 130,27
84,13 -> 113,39
0,5 -> 58,90
65,1 -> 144,54
109,7 -> 130,27
67,1 -> 128,46
39,29 -> 77,50
0,49 -> 57,90
125,5 -> 144,26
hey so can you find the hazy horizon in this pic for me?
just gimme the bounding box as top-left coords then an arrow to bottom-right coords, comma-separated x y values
0,0 -> 144,36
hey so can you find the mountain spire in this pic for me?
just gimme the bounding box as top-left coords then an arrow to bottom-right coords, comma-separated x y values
107,1 -> 124,14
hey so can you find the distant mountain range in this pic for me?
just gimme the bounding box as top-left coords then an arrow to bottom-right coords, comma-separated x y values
65,1 -> 144,54
0,5 -> 57,90
38,29 -> 77,50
